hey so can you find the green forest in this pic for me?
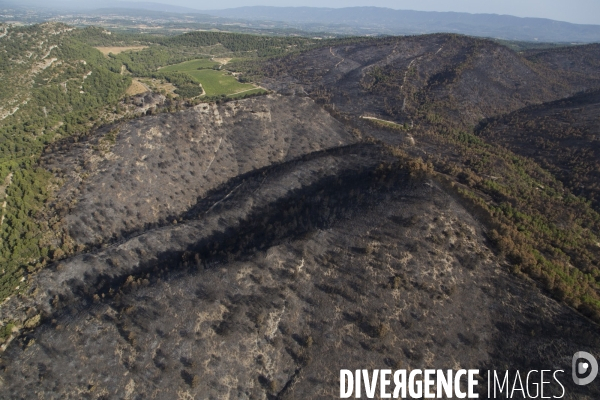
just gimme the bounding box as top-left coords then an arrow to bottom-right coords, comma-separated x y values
0,25 -> 132,300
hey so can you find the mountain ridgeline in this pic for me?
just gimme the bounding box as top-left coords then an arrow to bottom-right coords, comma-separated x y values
7,3 -> 600,42
203,6 -> 600,42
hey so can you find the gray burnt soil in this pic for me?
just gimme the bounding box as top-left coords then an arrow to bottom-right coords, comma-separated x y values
261,35 -> 600,127
1,142 -> 599,399
42,94 -> 353,247
0,94 -> 599,399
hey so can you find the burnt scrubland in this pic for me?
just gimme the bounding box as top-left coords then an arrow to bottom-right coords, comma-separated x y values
0,27 -> 600,399
260,34 -> 600,126
41,95 -> 352,247
477,89 -> 600,209
259,34 -> 600,322
2,141 -> 599,399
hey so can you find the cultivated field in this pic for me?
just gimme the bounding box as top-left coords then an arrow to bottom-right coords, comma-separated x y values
160,58 -> 220,71
188,69 -> 255,96
94,46 -> 148,55
161,58 -> 258,96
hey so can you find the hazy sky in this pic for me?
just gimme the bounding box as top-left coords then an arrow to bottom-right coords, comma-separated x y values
160,0 -> 600,25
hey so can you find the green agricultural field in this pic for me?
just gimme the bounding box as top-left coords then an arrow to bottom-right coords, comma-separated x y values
160,58 -> 220,72
190,69 -> 256,96
160,59 -> 258,96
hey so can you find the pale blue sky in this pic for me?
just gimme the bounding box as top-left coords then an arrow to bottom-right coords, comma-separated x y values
159,0 -> 600,25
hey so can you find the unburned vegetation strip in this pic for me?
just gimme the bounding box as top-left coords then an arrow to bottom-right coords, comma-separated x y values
0,24 -> 132,304
386,125 -> 600,323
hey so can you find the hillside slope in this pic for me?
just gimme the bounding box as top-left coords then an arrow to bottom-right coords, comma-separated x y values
261,34 -> 600,323
42,94 -> 353,247
1,142 -> 598,399
0,22 -> 131,300
478,89 -> 600,209
262,34 -> 600,128
523,43 -> 600,90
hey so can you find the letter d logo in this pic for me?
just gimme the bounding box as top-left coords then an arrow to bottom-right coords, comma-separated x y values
572,351 -> 598,385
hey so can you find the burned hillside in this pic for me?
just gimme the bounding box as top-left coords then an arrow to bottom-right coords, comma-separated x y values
0,32 -> 599,400
2,142 -> 599,399
261,34 -> 600,128
41,95 -> 353,248
477,89 -> 600,209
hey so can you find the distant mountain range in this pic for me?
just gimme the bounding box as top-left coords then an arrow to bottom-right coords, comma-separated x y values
201,6 -> 600,42
2,2 -> 600,42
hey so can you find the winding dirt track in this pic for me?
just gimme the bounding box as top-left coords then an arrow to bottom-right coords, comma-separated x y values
330,46 -> 345,68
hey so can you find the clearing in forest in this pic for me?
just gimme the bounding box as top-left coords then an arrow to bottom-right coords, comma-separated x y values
94,46 -> 148,55
160,58 -> 259,96
126,79 -> 149,96
160,58 -> 220,72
